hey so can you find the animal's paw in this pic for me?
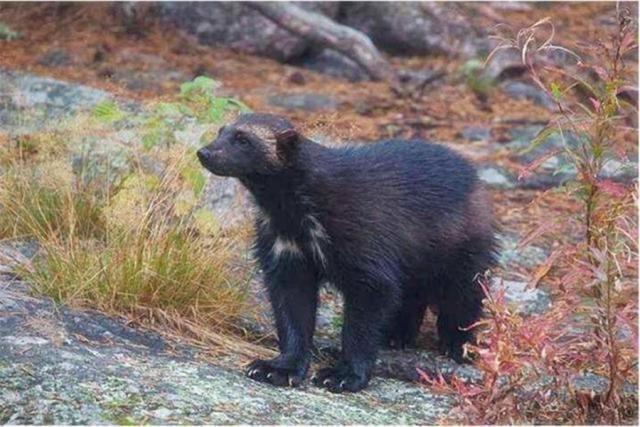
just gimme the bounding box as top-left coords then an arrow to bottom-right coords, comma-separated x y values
438,338 -> 472,364
245,358 -> 306,387
312,362 -> 370,393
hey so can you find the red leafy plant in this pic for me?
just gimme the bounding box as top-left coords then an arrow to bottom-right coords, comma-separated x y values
422,7 -> 638,424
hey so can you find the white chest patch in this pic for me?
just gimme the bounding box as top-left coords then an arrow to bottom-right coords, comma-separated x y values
271,236 -> 303,259
305,215 -> 329,267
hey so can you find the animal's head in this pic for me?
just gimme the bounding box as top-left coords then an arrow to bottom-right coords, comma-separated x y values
197,113 -> 301,177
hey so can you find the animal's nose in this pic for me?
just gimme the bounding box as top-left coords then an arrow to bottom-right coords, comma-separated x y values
197,148 -> 212,163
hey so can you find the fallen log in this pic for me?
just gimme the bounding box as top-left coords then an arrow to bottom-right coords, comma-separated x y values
247,2 -> 400,89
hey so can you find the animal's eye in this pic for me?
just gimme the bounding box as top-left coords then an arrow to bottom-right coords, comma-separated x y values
236,135 -> 251,145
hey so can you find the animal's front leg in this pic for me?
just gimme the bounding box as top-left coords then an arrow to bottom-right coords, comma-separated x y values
246,261 -> 319,387
313,277 -> 399,393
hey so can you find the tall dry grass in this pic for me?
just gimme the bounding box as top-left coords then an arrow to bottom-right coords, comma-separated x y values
0,78 -> 273,359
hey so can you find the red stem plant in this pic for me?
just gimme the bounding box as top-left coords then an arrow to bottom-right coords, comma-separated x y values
422,6 -> 638,424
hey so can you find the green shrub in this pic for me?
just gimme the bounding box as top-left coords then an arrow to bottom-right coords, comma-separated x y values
0,76 -> 261,350
459,59 -> 495,99
0,22 -> 19,40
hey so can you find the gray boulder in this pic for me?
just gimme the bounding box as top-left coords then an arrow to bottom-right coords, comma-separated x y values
157,2 -> 340,62
339,2 -> 479,56
0,69 -> 114,133
155,2 -> 484,79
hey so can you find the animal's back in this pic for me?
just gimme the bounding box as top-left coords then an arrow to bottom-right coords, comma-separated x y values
309,139 -> 485,261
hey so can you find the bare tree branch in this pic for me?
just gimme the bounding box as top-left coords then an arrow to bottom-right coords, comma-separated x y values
247,2 -> 400,87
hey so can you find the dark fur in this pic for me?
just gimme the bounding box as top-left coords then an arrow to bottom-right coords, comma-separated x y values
197,113 -> 497,393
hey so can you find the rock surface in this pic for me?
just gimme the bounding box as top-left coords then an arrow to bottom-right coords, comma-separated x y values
338,2 -> 479,56
268,93 -> 341,112
492,279 -> 551,316
459,125 -> 491,142
0,69 -> 114,133
37,50 -> 73,68
497,233 -> 549,271
501,81 -> 557,110
153,1 -> 483,80
295,49 -> 370,82
156,2 -> 339,63
478,166 -> 515,189
0,277 -> 457,425
107,49 -> 188,93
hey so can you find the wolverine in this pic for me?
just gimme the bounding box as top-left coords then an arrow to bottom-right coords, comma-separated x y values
197,113 -> 496,393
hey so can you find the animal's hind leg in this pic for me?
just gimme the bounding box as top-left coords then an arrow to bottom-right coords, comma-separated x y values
387,285 -> 428,349
434,246 -> 488,363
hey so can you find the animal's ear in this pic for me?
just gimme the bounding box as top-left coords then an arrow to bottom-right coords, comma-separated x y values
275,129 -> 299,160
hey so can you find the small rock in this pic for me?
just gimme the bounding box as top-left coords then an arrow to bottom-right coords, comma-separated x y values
110,68 -> 186,93
2,335 -> 49,346
151,407 -> 173,419
92,44 -> 109,63
600,158 -> 638,183
0,240 -> 37,274
483,50 -> 527,81
617,322 -> 633,342
478,166 -> 515,189
288,71 -> 306,86
497,233 -> 549,270
377,349 -> 484,384
505,125 -> 580,189
268,93 -> 340,112
37,50 -> 72,68
460,125 -> 491,142
298,49 -> 369,82
571,372 -> 610,395
354,101 -> 374,116
501,81 -> 557,110
106,49 -> 188,93
488,1 -> 532,11
491,278 -> 551,316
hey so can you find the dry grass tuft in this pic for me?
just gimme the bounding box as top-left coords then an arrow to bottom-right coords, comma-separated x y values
0,82 -> 265,357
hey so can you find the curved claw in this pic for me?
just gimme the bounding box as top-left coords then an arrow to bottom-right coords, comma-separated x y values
245,358 -> 308,388
313,363 -> 371,393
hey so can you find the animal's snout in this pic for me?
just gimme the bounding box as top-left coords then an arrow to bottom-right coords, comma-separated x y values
197,148 -> 212,164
